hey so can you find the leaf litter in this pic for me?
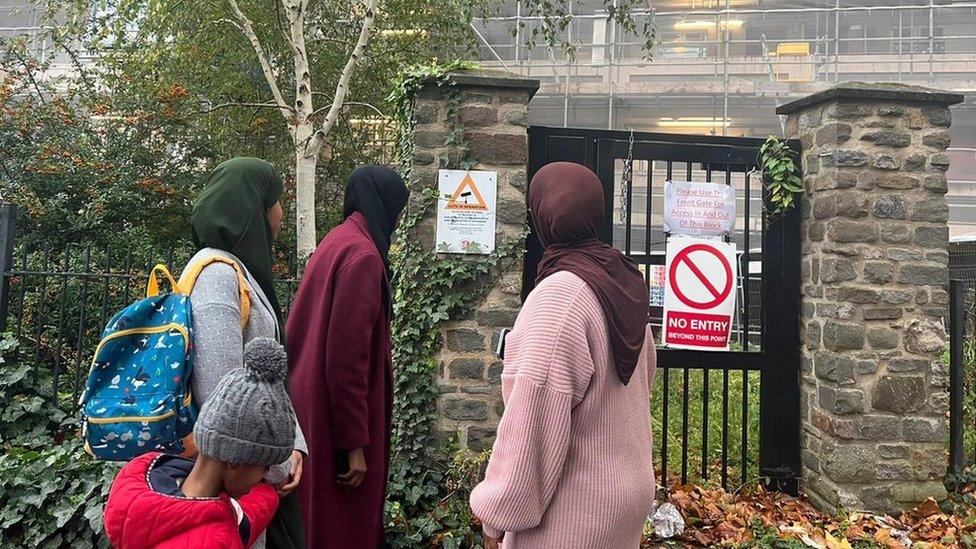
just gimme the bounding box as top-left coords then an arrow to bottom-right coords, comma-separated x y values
641,482 -> 976,548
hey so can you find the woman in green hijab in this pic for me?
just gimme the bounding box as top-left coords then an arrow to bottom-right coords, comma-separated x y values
184,157 -> 307,549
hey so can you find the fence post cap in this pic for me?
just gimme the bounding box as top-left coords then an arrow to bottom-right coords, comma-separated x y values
776,82 -> 965,115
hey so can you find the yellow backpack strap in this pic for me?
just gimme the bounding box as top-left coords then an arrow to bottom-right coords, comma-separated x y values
179,257 -> 251,330
146,264 -> 181,297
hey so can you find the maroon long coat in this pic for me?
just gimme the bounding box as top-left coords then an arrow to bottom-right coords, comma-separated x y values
287,212 -> 393,548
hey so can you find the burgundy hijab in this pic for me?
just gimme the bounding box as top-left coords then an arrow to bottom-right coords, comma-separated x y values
530,162 -> 649,385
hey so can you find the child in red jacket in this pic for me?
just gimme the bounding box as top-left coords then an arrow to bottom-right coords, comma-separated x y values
104,338 -> 297,548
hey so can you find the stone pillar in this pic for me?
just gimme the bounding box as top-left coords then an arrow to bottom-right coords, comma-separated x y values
777,83 -> 964,513
407,71 -> 539,451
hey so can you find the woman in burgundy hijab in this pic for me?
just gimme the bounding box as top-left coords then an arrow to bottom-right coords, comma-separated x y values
470,162 -> 657,549
287,165 -> 408,548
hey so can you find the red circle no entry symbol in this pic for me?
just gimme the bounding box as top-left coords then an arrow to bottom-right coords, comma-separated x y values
669,243 -> 733,310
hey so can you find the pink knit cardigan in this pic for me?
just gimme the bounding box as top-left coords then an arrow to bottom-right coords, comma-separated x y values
470,271 -> 657,548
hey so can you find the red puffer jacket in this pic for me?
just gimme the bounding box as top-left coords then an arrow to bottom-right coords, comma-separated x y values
104,452 -> 278,548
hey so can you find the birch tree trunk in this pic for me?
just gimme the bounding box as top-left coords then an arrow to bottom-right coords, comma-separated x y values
293,151 -> 318,262
288,0 -> 320,264
293,124 -> 319,262
229,0 -> 377,270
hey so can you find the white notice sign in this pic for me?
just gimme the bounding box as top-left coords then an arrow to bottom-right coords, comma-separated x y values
436,169 -> 497,254
663,181 -> 736,237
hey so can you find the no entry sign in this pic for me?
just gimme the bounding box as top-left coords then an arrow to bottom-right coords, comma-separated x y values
663,237 -> 738,350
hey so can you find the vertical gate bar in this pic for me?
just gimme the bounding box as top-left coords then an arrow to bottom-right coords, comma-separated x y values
661,159 -> 674,491
702,371 -> 710,481
682,368 -> 690,484
145,244 -> 156,290
666,161 -> 673,241
52,246 -> 72,399
722,368 -> 729,489
32,247 -> 51,387
100,244 -> 112,330
0,204 -> 16,333
742,369 -> 749,485
743,172 -> 752,350
123,248 -> 133,304
723,165 -> 732,245
15,243 -> 29,340
645,161 -> 652,283
73,246 -> 92,404
743,148 -> 755,481
625,158 -> 633,255
661,366 -> 669,490
685,152 -> 694,500
702,162 -> 714,481
950,279 -> 965,475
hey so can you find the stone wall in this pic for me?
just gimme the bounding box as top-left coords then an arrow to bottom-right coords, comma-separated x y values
406,72 -> 539,451
777,83 -> 964,513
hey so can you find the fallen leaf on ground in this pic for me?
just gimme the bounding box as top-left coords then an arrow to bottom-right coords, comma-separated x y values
642,480 -> 976,548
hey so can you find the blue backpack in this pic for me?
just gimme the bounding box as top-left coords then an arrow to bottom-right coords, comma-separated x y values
80,260 -> 250,461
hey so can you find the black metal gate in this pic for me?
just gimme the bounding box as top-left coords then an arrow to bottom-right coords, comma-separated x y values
525,126 -> 802,493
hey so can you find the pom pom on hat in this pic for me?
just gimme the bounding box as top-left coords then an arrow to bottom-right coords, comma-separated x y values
243,337 -> 288,383
194,336 -> 296,466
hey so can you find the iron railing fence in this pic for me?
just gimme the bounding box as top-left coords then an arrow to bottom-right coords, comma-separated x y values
949,279 -> 976,474
0,204 -> 299,408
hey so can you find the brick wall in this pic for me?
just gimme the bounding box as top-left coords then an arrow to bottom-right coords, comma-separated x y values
406,72 -> 539,451
778,83 -> 964,513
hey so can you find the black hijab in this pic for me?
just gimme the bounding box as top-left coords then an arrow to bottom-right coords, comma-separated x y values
190,157 -> 285,326
343,165 -> 409,269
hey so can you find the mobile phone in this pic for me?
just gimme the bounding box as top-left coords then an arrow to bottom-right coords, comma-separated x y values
495,328 -> 511,360
334,450 -> 349,474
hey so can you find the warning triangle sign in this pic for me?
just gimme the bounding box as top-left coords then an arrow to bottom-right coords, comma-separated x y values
446,173 -> 489,211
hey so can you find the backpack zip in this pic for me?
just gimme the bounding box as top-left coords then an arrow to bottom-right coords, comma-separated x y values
79,323 -> 190,408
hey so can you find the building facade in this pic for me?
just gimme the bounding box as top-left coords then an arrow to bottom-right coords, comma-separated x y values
473,0 -> 976,237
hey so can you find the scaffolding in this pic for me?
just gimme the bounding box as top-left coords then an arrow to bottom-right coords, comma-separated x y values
472,1 -> 976,133
472,0 -> 976,234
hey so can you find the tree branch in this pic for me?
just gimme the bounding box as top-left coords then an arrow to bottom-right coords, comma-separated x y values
0,156 -> 14,181
282,0 -> 312,123
307,36 -> 355,48
195,101 -> 284,115
225,0 -> 294,121
8,47 -> 47,104
309,95 -> 387,119
273,0 -> 292,44
307,0 -> 378,155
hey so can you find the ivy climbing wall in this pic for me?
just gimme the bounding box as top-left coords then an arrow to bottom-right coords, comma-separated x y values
405,71 -> 539,451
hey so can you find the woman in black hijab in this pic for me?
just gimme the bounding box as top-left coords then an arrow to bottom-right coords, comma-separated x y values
342,164 -> 410,272
287,165 -> 408,548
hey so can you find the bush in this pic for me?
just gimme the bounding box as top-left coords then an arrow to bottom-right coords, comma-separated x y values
385,444 -> 487,548
0,337 -> 117,547
0,38 -> 206,249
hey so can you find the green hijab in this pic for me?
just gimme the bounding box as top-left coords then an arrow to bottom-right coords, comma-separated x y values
190,157 -> 284,328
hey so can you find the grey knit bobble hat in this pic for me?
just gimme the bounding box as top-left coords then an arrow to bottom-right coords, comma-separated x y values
194,337 -> 296,466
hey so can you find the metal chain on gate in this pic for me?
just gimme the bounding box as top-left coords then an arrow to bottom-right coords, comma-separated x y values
619,129 -> 635,223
